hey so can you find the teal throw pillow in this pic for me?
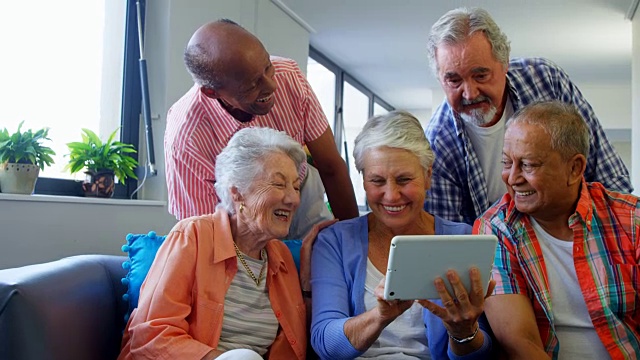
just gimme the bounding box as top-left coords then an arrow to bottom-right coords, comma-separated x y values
120,231 -> 166,322
282,239 -> 302,273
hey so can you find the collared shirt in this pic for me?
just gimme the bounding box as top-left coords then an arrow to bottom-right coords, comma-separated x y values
474,180 -> 640,359
118,209 -> 307,360
165,56 -> 329,220
424,57 -> 633,225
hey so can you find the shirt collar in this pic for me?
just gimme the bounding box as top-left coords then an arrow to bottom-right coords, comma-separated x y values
569,179 -> 594,232
265,241 -> 290,275
505,74 -> 521,107
212,209 -> 237,264
211,209 -> 289,274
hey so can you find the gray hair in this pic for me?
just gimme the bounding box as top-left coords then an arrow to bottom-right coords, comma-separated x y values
427,7 -> 511,75
183,19 -> 242,89
506,100 -> 590,159
353,110 -> 434,174
214,127 -> 306,214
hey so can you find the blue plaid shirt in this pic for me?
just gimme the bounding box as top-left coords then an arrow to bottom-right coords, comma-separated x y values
424,57 -> 633,225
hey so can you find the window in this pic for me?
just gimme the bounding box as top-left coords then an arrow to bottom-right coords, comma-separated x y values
0,0 -> 144,198
374,101 -> 389,116
307,48 -> 394,211
342,81 -> 370,208
306,57 -> 336,133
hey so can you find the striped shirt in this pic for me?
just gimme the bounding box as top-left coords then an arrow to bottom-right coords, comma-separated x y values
425,57 -> 633,225
474,180 -> 640,359
165,57 -> 329,220
218,253 -> 278,356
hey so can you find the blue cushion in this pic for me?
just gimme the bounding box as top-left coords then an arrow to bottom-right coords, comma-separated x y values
120,233 -> 302,322
283,239 -> 302,273
120,231 -> 166,322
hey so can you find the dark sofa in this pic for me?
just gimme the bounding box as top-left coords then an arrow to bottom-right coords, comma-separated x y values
0,255 -> 129,360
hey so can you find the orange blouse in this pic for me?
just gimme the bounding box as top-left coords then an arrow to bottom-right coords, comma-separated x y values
118,209 -> 307,360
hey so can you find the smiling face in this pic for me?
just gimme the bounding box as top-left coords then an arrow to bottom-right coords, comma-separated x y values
214,42 -> 277,117
240,152 -> 301,239
436,32 -> 508,127
362,147 -> 430,234
501,122 -> 581,222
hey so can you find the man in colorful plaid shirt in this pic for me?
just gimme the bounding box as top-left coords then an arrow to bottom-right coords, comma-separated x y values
424,7 -> 632,225
474,101 -> 639,359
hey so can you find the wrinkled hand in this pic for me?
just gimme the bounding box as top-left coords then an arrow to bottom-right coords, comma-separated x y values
373,277 -> 414,325
417,268 -> 496,339
299,218 -> 339,289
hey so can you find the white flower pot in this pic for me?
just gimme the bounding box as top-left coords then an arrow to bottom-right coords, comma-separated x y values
0,163 -> 40,195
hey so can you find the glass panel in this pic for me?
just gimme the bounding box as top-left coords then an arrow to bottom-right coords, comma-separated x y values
374,102 -> 389,116
0,1 -> 125,180
342,82 -> 370,209
306,57 -> 336,132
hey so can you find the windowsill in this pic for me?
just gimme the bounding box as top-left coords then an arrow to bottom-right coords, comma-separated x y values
0,193 -> 166,207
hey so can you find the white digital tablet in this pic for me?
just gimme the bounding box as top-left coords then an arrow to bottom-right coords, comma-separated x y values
383,235 -> 498,301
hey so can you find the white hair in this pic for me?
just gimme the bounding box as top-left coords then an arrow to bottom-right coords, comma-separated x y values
214,127 -> 306,213
353,110 -> 434,173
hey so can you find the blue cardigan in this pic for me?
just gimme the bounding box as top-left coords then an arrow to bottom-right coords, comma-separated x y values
310,215 -> 493,360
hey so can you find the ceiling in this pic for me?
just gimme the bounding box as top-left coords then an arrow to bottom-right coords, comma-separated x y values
279,0 -> 635,111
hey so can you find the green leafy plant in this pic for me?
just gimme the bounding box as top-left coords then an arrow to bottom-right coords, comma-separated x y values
0,121 -> 55,170
66,128 -> 139,185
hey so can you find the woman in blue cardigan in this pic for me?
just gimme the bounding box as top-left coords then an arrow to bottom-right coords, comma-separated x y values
310,111 -> 494,360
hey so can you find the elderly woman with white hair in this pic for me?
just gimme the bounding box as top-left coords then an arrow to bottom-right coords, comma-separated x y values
119,127 -> 335,360
310,111 -> 495,359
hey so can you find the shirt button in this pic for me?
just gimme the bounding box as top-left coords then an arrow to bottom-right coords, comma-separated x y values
290,339 -> 297,345
275,311 -> 281,318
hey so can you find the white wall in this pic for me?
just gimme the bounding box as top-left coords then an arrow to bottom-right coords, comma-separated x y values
579,83 -> 633,174
579,83 -> 631,130
0,195 -> 177,269
0,0 -> 311,269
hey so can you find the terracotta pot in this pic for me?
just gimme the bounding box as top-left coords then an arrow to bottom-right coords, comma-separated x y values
82,170 -> 115,198
0,162 -> 40,195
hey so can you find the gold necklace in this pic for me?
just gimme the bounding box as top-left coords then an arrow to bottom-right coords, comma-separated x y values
233,242 -> 267,286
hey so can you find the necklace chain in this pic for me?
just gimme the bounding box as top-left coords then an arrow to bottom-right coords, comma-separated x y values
233,242 -> 266,286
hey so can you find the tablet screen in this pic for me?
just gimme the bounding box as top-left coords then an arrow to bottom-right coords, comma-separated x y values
383,235 -> 497,300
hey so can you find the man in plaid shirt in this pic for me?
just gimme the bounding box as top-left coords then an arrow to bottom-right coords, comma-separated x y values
475,101 -> 640,359
424,7 -> 632,225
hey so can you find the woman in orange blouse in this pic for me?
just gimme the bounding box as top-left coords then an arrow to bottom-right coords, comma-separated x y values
119,127 -> 334,360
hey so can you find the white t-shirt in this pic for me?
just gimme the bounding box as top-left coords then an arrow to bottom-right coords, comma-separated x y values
531,218 -> 611,359
359,258 -> 430,359
465,97 -> 514,204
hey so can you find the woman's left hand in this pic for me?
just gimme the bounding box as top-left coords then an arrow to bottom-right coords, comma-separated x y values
417,267 -> 495,339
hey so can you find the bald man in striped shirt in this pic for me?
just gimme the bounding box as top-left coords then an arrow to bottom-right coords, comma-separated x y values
164,19 -> 358,239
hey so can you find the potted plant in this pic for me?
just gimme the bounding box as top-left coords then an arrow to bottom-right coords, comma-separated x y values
65,128 -> 138,198
0,121 -> 55,195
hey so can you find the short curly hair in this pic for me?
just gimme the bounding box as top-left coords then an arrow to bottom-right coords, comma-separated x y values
353,110 -> 434,174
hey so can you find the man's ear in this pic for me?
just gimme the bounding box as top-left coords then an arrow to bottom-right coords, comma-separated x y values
567,154 -> 587,186
200,86 -> 219,99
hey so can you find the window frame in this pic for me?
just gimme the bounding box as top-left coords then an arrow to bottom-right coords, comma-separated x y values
308,47 -> 394,211
33,0 -> 144,199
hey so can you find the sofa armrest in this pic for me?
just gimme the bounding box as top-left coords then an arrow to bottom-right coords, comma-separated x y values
0,255 -> 128,360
